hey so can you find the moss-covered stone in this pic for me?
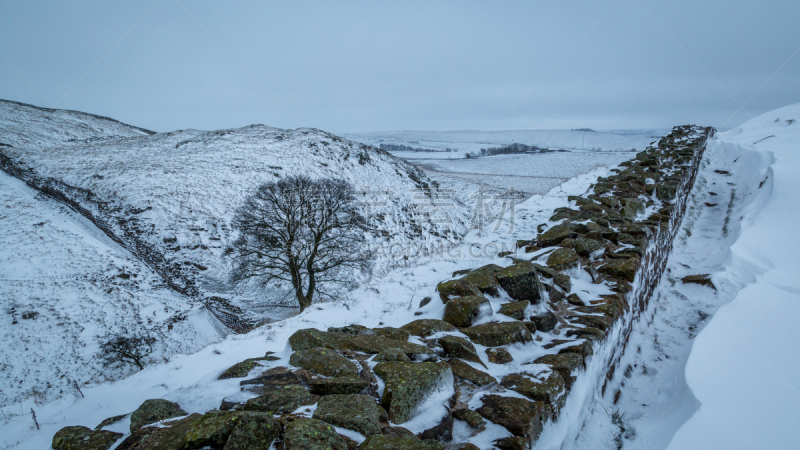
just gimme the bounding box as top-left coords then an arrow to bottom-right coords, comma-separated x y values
529,311 -> 557,332
533,353 -> 584,389
571,238 -> 605,257
462,321 -> 532,347
442,295 -> 491,327
313,394 -> 381,437
217,355 -> 279,380
446,359 -> 496,386
308,375 -> 369,396
243,385 -> 314,414
452,408 -> 486,429
498,301 -> 529,320
373,361 -> 452,424
485,347 -> 513,364
125,413 -> 202,450
493,436 -> 531,450
184,411 -> 250,449
496,261 -> 544,303
436,279 -> 481,303
565,326 -> 606,342
546,247 -> 580,271
358,435 -> 445,449
460,264 -> 503,296
536,224 -> 575,247
52,426 -> 122,450
130,399 -> 187,432
283,417 -> 347,450
438,335 -> 483,366
373,327 -> 411,342
289,347 -> 360,377
598,258 -> 638,282
288,328 -> 433,359
477,395 -> 547,439
400,319 -> 457,337
222,412 -> 279,450
501,372 -> 566,413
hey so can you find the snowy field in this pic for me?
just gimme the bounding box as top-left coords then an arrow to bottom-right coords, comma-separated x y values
0,171 -> 218,408
345,129 -> 660,159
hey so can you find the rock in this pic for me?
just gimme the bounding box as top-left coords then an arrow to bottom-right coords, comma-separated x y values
130,399 -> 186,432
308,376 -> 369,396
381,426 -> 416,438
536,224 -> 575,247
446,359 -> 496,386
460,264 -> 503,296
554,273 -> 571,292
119,414 -> 202,450
656,184 -> 677,201
477,395 -> 547,439
571,238 -> 605,257
681,274 -> 716,290
313,394 -> 381,437
436,279 -> 481,303
565,327 -> 606,342
289,347 -> 360,377
546,248 -> 580,271
419,411 -> 454,442
558,341 -> 594,359
493,436 -> 531,450
284,417 -> 347,450
239,368 -> 302,394
243,384 -> 314,414
438,335 -> 483,366
533,353 -> 584,389
52,426 -> 122,450
329,324 -> 373,335
374,347 -> 412,363
501,372 -> 566,413
95,414 -> 127,430
486,347 -> 513,364
598,258 -> 638,282
529,311 -> 558,332
496,261 -> 545,303
373,361 -> 452,424
443,295 -> 491,327
566,294 -> 585,306
400,319 -> 457,338
374,327 -> 411,342
218,354 -> 278,380
621,198 -> 644,218
452,408 -> 485,429
358,435 -> 445,449
184,411 -> 251,449
288,328 -> 434,359
420,297 -> 433,308
462,321 -> 532,347
223,412 -> 280,450
498,301 -> 529,320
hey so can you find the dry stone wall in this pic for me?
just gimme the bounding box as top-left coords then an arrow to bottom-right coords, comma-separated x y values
52,126 -> 711,450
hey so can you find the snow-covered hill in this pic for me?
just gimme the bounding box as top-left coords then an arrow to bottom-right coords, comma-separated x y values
345,129 -> 659,158
0,99 -> 153,148
0,171 -> 217,407
0,101 -> 471,318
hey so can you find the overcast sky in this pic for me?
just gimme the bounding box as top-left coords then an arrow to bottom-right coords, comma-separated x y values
1,1 -> 799,134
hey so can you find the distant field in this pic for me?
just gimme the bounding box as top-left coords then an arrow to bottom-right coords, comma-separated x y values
415,152 -> 634,195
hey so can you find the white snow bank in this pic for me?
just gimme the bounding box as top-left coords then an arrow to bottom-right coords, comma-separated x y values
667,104 -> 800,449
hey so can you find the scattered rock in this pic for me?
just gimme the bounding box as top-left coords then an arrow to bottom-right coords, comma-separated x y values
460,264 -> 503,296
289,347 -> 360,377
420,297 -> 433,307
452,408 -> 485,429
462,321 -> 532,347
218,354 -> 279,380
477,395 -> 547,439
446,359 -> 496,386
536,224 -> 575,247
498,301 -> 529,320
571,238 -> 605,257
443,295 -> 491,327
288,328 -> 434,359
373,361 -> 452,423
52,426 -> 122,450
436,279 -> 481,303
95,414 -> 127,430
122,413 -> 202,450
400,319 -> 457,338
184,411 -> 250,449
283,417 -> 347,450
598,258 -> 638,282
374,348 -> 412,363
681,274 -> 716,290
222,412 -> 280,450
308,375 -> 369,396
533,353 -> 583,389
493,436 -> 531,450
501,372 -> 566,413
496,261 -> 545,303
438,335 -> 483,366
313,394 -> 381,436
485,347 -> 513,364
546,248 -> 580,271
130,399 -> 186,432
243,385 -> 314,414
529,311 -> 557,332
374,327 -> 411,342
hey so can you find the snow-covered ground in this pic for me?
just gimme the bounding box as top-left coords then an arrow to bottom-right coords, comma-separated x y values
0,170 -> 218,408
345,129 -> 659,159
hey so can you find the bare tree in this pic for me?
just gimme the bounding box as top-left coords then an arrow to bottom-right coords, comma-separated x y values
230,176 -> 371,312
99,334 -> 156,370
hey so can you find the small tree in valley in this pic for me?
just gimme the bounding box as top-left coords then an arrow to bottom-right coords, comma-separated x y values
230,176 -> 370,312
